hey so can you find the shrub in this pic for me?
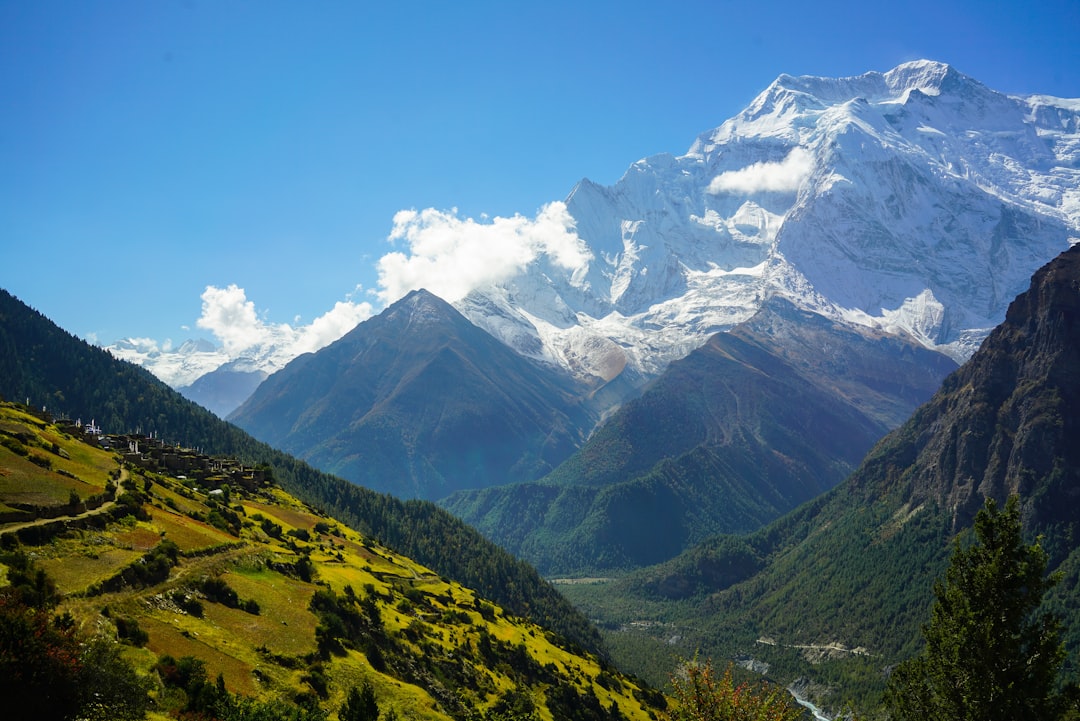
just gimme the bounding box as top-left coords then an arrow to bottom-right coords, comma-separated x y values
668,659 -> 803,721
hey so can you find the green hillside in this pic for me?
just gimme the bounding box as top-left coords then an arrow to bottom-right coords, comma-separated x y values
0,287 -> 600,655
0,400 -> 666,720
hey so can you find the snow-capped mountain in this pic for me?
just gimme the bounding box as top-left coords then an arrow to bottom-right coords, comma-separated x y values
107,337 -> 229,388
456,60 -> 1079,385
112,61 -> 1078,409
106,336 -> 297,415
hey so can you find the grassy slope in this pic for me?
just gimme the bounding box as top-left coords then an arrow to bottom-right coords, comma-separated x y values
0,402 -> 665,721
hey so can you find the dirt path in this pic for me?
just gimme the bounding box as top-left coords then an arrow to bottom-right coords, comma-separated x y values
0,467 -> 126,537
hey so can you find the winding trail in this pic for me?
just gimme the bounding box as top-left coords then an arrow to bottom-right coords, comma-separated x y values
0,467 -> 126,537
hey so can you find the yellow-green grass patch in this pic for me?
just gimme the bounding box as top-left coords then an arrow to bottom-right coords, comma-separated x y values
0,453 -> 87,506
39,546 -> 145,595
214,569 -> 319,658
150,506 -> 237,552
116,523 -> 164,551
150,483 -> 210,516
327,650 -> 455,721
139,613 -> 260,696
242,499 -> 314,534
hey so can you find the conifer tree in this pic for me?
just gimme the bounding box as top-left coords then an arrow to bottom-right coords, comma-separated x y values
886,495 -> 1069,720
341,682 -> 380,721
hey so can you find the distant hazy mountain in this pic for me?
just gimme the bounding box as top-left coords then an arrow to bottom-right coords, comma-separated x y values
107,336 -> 227,388
176,361 -> 268,419
442,297 -> 957,574
228,290 -> 597,499
458,60 -> 1079,387
599,245 -> 1080,713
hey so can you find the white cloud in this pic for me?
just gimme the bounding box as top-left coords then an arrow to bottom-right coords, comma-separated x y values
293,299 -> 374,355
708,147 -> 814,194
375,201 -> 592,305
196,284 -> 374,358
196,284 -> 270,354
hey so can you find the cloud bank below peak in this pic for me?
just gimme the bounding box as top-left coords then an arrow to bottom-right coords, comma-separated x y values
195,284 -> 374,359
374,201 -> 592,305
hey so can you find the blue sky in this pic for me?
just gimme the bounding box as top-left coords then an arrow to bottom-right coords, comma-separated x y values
2,0 -> 1078,354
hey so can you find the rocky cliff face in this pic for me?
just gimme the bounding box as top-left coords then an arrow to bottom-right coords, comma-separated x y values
860,244 -> 1080,536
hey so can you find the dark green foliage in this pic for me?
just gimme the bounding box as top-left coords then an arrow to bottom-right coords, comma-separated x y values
0,594 -> 83,719
170,590 -> 205,617
96,539 -> 180,592
340,683 -> 380,721
293,553 -> 316,582
197,576 -> 258,614
886,496 -> 1071,720
310,587 -> 391,662
0,288 -> 601,654
0,433 -> 29,456
0,549 -> 61,607
288,527 -> 312,542
207,504 -> 243,535
156,654 -> 327,720
28,451 -> 52,469
260,516 -> 284,539
116,490 -> 151,521
0,572 -> 151,721
76,637 -> 153,721
668,659 -> 803,721
113,615 -> 149,646
544,682 -> 625,721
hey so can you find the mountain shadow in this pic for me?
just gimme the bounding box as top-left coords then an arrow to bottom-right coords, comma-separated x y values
443,297 -> 957,574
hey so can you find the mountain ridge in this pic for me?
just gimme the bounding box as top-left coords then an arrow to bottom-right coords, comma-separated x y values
109,61 -> 1078,415
443,296 -> 957,574
457,60 -> 1078,388
572,245 -> 1080,713
227,288 -> 598,499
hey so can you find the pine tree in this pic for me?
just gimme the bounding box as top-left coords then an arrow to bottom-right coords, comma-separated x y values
340,682 -> 380,721
886,495 -> 1069,720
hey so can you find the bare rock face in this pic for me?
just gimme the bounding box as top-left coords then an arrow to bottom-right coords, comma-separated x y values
853,245 -> 1080,538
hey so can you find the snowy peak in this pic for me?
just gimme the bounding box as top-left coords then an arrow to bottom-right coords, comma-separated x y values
454,61 -> 1080,387
883,59 -> 959,96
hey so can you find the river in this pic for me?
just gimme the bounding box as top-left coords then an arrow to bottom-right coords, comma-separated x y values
791,690 -> 831,721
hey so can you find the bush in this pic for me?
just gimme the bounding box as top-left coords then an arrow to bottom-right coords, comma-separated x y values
668,659 -> 803,721
114,615 -> 149,646
28,453 -> 52,469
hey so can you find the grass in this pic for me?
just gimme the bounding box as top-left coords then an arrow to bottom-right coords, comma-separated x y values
148,506 -> 238,552
39,545 -> 145,595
